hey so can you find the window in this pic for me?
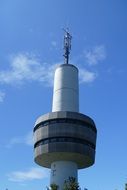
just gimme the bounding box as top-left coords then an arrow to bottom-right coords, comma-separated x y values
34,137 -> 95,150
34,118 -> 96,133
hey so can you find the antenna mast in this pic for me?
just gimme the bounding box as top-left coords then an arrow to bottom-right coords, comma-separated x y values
63,29 -> 72,64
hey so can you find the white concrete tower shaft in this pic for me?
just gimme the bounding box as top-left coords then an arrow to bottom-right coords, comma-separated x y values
52,64 -> 79,112
51,64 -> 79,189
51,30 -> 79,189
50,161 -> 77,190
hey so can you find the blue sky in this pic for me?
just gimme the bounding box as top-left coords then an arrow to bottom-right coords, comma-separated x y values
0,0 -> 127,190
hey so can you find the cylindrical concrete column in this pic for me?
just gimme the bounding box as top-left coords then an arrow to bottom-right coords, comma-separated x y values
52,64 -> 79,112
51,64 -> 79,189
50,161 -> 78,190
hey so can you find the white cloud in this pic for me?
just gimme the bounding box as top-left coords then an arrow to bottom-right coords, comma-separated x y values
24,131 -> 33,146
51,41 -> 57,47
84,45 -> 106,65
79,68 -> 97,83
8,167 -> 48,182
0,53 -> 58,86
0,91 -> 5,102
0,53 -> 98,90
6,131 -> 33,148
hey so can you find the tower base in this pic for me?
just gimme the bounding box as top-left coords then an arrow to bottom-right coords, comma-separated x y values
50,161 -> 77,190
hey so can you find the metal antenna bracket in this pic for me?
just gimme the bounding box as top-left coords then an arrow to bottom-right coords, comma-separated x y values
63,28 -> 72,64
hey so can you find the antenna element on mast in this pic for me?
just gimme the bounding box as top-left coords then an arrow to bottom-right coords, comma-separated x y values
63,29 -> 72,64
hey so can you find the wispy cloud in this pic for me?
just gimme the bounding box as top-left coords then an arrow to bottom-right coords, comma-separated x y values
6,131 -> 33,148
0,53 -> 58,86
8,167 -> 48,182
0,53 -> 97,88
51,41 -> 57,47
0,91 -> 5,102
24,131 -> 33,146
79,68 -> 97,83
84,45 -> 106,65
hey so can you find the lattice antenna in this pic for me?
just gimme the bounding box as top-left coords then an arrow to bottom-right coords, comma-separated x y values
63,28 -> 72,64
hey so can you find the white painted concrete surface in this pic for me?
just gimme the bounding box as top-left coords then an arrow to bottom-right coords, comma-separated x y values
50,161 -> 78,190
52,64 -> 79,112
51,64 -> 79,189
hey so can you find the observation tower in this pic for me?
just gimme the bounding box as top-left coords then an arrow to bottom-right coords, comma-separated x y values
33,30 -> 97,189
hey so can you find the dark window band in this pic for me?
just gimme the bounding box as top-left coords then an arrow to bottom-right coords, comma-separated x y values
34,118 -> 96,133
34,136 -> 95,150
